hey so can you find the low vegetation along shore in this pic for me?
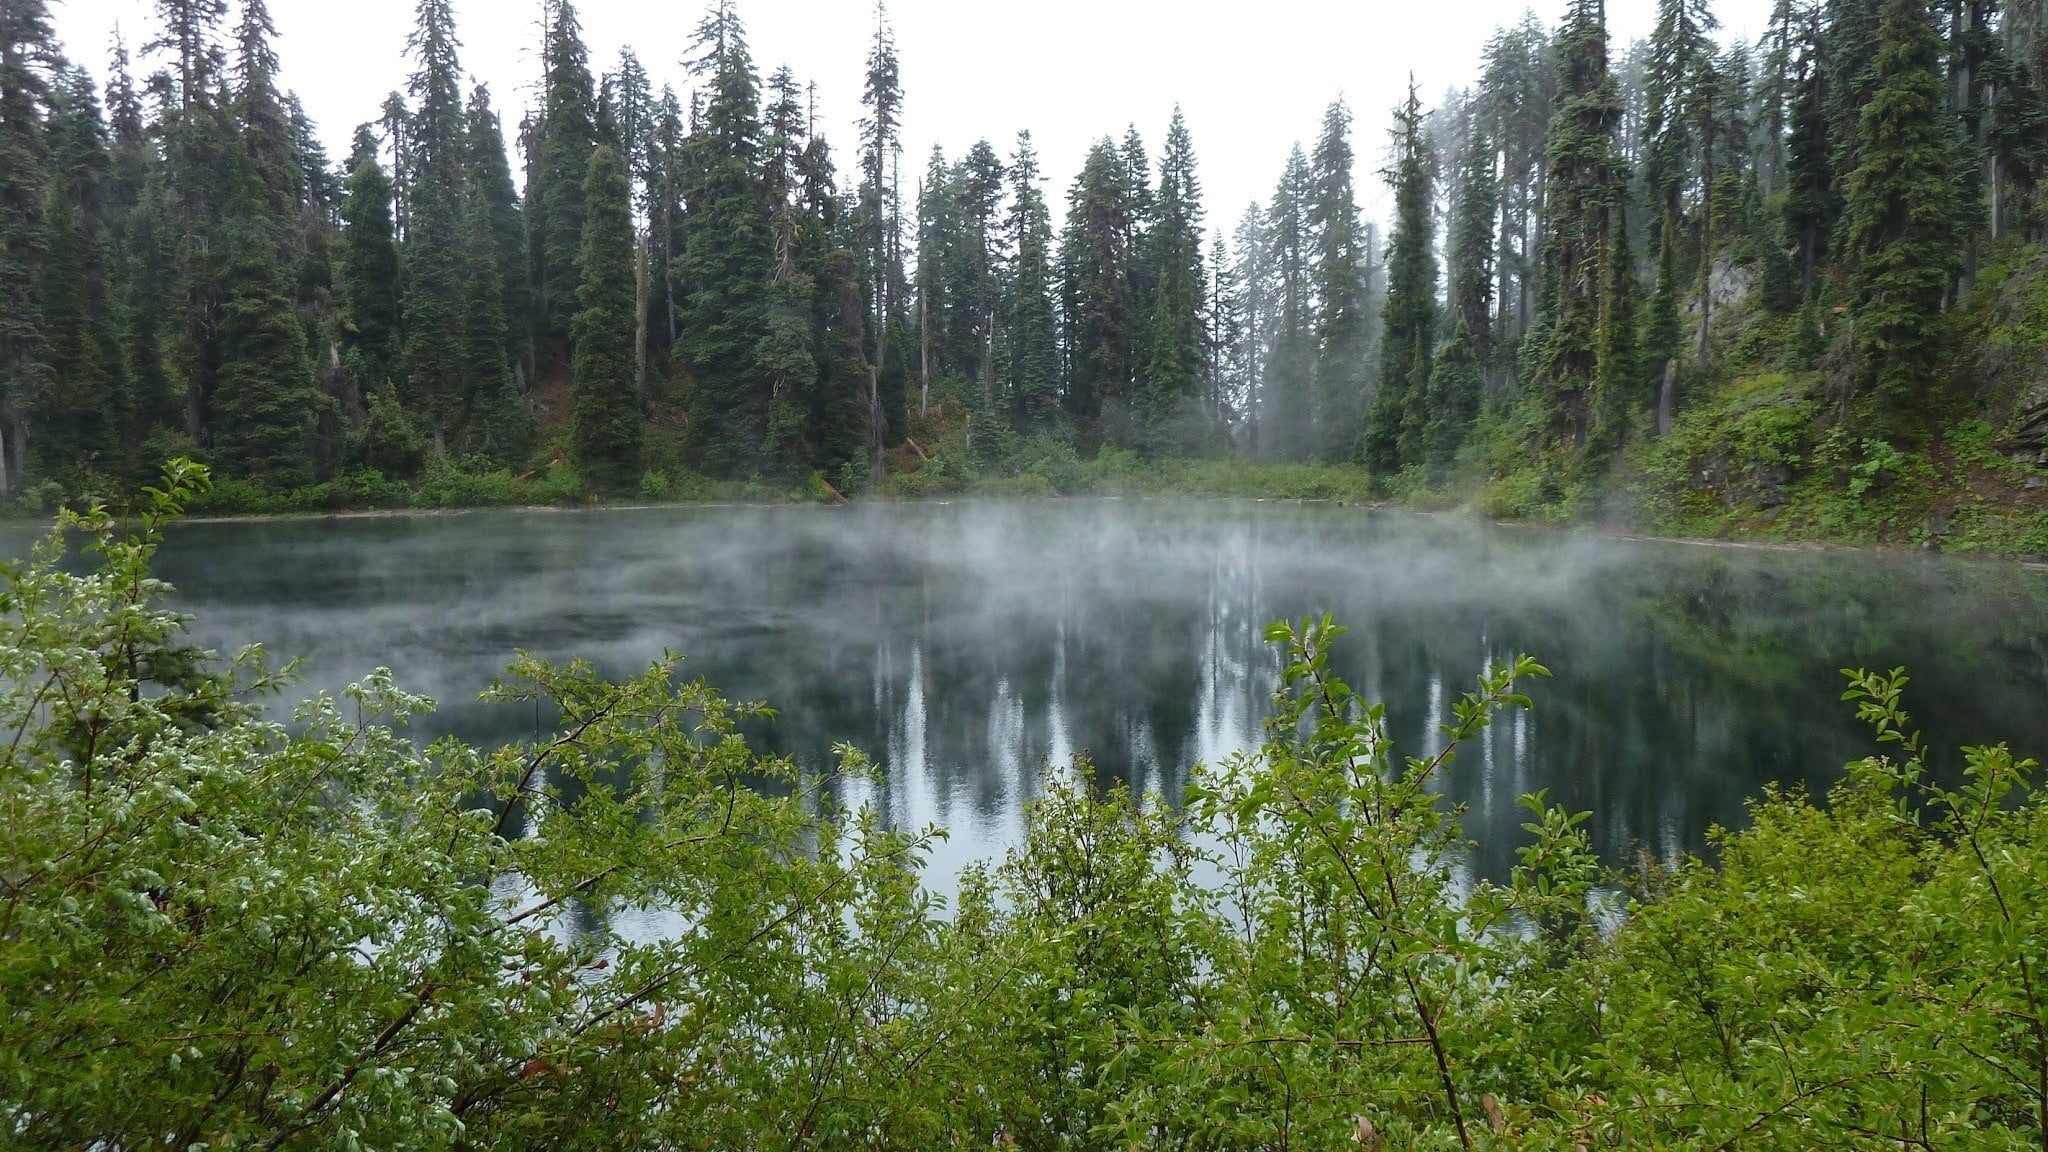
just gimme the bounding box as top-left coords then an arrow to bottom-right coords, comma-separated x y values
5,464 -> 2047,1149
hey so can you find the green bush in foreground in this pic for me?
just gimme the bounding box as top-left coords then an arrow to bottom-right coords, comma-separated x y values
2,463 -> 2044,1150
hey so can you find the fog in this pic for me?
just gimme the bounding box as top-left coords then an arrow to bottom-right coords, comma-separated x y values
123,501 -> 2048,879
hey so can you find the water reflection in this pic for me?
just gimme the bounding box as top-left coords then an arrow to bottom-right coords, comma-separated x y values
116,501 -> 2048,879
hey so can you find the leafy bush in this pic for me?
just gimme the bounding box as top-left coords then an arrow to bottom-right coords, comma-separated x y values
411,455 -> 519,509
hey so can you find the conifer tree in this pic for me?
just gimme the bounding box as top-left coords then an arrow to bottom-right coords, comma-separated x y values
533,0 -> 598,366
1308,99 -> 1371,463
397,0 -> 467,447
466,87 -> 529,382
1365,85 -> 1437,476
958,138 -> 1005,423
1781,7 -> 1833,296
1006,132 -> 1059,433
1141,109 -> 1206,455
1261,149 -> 1315,461
231,0 -> 297,227
859,1 -> 906,470
572,145 -> 641,495
1527,0 -> 1627,460
211,168 -> 320,488
0,0 -> 54,493
1447,117 -> 1499,362
146,0 -> 229,112
1208,237 -> 1251,435
1479,14 -> 1554,343
34,160 -> 121,479
340,128 -> 402,395
1421,319 -> 1483,473
758,68 -> 817,476
1845,0 -> 1959,436
1060,140 -> 1138,442
676,0 -> 771,477
459,167 -> 533,465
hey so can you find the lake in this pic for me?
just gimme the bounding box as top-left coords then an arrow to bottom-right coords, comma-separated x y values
116,500 -> 2048,880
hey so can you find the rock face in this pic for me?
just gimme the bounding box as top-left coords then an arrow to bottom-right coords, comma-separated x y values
2011,382 -> 2048,464
1971,252 -> 2048,463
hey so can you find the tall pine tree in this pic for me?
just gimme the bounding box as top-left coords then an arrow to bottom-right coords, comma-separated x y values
572,145 -> 641,494
1365,85 -> 1437,476
1308,99 -> 1372,464
1844,0 -> 1959,436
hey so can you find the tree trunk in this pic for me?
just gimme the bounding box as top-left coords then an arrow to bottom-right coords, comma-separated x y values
1658,358 -> 1678,437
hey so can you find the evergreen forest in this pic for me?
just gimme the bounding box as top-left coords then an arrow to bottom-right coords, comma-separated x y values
2,0 -> 2046,550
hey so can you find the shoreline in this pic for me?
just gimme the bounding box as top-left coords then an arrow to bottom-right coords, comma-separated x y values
10,493 -> 2044,567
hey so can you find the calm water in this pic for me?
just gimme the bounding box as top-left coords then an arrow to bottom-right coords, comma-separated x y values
95,502 -> 2048,877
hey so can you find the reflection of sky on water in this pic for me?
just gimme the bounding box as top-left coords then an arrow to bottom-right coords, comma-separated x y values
79,500 -> 2048,883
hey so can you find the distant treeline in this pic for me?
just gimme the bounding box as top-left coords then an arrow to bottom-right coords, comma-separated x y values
0,0 -> 2043,502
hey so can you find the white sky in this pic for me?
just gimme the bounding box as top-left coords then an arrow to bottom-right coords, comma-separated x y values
49,0 -> 1777,236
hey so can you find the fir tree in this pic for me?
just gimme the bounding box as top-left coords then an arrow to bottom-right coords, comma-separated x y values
1308,99 -> 1372,464
1141,108 -> 1206,455
758,68 -> 817,477
534,0 -> 598,366
1060,140 -> 1137,442
459,163 -> 533,466
1422,319 -> 1483,474
146,0 -> 229,112
1781,6 -> 1833,296
34,167 -> 121,479
231,0 -> 297,226
1844,0 -> 1959,436
466,86 -> 529,382
676,0 -> 771,477
1262,149 -> 1315,461
397,0 -> 467,446
1447,116 -> 1499,362
210,168 -> 320,487
340,128 -> 402,395
0,0 -> 55,493
859,0 -> 906,472
572,146 -> 642,495
1365,85 -> 1437,476
1007,132 -> 1059,434
1527,0 -> 1627,461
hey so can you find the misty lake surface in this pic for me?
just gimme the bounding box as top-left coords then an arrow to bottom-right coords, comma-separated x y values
132,501 -> 2048,879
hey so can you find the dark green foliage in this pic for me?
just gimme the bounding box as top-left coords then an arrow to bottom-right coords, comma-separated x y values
458,168 -> 533,466
1447,116 -> 1499,360
1060,140 -> 1138,441
572,147 -> 642,497
465,86 -> 529,380
1365,87 -> 1437,476
1141,109 -> 1206,455
1844,0 -> 1959,436
210,180 -> 320,488
1526,0 -> 1629,466
1,0 -> 2044,524
533,0 -> 598,363
1423,320 -> 1483,471
1309,100 -> 1371,464
0,0 -> 54,494
1260,149 -> 1315,461
1007,132 -> 1059,434
340,130 -> 402,392
397,0 -> 468,444
676,1 -> 771,478
350,378 -> 426,478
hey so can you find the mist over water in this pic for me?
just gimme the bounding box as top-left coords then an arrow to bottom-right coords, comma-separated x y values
126,501 -> 2048,878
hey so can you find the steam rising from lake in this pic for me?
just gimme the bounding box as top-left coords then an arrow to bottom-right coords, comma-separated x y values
138,501 -> 2048,879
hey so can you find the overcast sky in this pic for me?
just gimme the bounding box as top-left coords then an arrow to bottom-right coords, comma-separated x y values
49,0 -> 1777,235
